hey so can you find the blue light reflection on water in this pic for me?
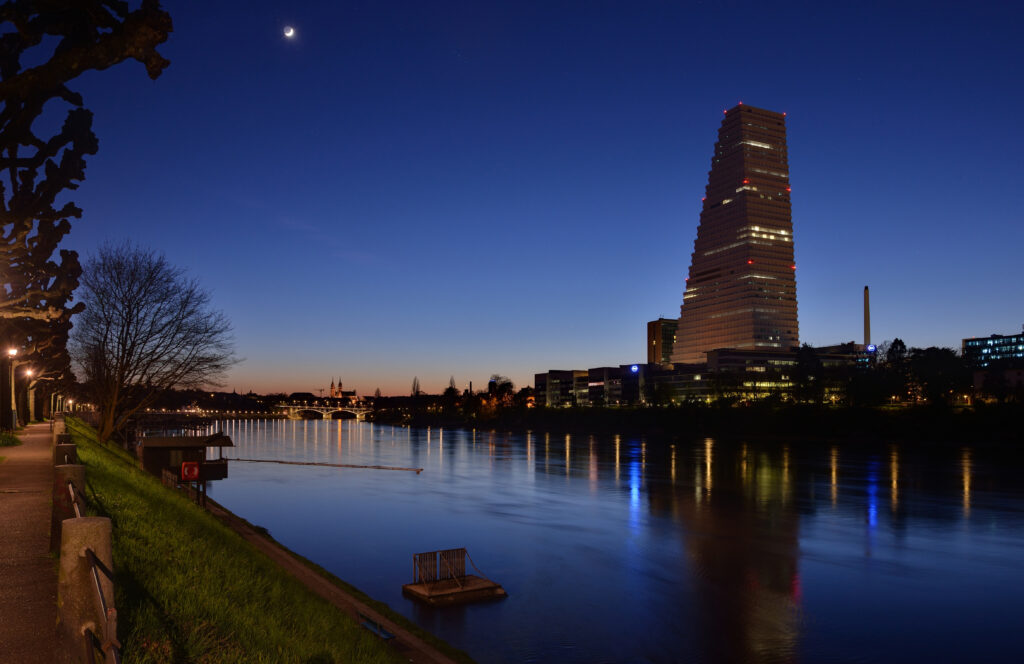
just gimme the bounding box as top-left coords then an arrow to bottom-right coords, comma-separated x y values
867,458 -> 879,529
629,456 -> 640,531
206,419 -> 1024,664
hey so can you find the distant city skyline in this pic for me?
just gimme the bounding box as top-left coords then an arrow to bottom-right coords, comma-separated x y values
60,1 -> 1024,395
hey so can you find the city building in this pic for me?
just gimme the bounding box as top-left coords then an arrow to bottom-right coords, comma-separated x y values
963,330 -> 1024,400
534,370 -> 588,407
647,318 -> 678,365
534,343 -> 876,407
587,367 -> 625,406
671,103 -> 799,365
962,331 -> 1024,368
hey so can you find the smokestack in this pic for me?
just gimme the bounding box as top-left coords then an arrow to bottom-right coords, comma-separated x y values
863,286 -> 871,346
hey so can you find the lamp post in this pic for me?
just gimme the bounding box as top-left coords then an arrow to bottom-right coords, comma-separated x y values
5,348 -> 16,430
23,368 -> 35,423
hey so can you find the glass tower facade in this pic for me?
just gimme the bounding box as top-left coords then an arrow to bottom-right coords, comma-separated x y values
671,104 -> 799,365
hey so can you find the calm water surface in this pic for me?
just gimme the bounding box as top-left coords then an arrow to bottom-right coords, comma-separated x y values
204,419 -> 1024,663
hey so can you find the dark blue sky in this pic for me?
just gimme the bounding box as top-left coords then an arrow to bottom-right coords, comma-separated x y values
64,1 -> 1024,395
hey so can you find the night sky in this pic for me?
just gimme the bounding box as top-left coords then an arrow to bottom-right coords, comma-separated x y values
64,1 -> 1024,396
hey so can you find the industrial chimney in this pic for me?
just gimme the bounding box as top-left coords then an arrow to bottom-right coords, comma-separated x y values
863,286 -> 871,346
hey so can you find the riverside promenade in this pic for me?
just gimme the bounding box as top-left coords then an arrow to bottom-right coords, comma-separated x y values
0,422 -> 56,663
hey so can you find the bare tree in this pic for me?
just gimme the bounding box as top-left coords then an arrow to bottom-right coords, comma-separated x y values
70,244 -> 236,442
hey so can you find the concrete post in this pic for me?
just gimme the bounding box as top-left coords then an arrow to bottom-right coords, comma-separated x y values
54,443 -> 77,466
51,418 -> 66,446
57,517 -> 116,664
51,465 -> 86,554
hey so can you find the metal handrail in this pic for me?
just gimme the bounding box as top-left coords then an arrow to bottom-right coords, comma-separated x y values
64,476 -> 122,662
465,549 -> 494,582
83,548 -> 120,662
67,480 -> 82,518
84,626 -> 121,664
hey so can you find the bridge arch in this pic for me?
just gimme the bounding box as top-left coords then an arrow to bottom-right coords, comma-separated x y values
293,408 -> 327,419
276,402 -> 370,421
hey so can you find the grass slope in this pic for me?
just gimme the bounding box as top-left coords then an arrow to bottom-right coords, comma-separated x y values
66,419 -> 401,664
1,431 -> 21,447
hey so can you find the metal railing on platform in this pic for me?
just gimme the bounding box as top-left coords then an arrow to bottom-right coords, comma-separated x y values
161,468 -> 204,505
412,547 -> 493,587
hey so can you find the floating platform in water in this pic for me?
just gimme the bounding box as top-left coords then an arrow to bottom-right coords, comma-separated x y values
402,574 -> 507,606
402,548 -> 507,606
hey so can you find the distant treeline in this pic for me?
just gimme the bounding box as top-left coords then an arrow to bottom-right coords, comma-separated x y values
371,401 -> 1024,447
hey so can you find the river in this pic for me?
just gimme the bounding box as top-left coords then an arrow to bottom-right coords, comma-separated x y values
203,418 -> 1024,663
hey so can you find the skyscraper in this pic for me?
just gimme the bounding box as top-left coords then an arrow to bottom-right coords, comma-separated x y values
671,104 -> 798,365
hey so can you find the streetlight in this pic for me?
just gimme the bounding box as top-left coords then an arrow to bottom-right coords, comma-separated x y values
22,368 -> 36,422
4,348 -> 16,430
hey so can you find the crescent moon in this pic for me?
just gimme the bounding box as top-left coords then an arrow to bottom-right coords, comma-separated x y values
284,26 -> 295,38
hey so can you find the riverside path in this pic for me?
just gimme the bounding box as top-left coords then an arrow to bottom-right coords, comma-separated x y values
0,422 -> 57,663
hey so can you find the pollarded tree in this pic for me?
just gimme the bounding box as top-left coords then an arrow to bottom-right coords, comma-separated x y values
70,244 -> 236,442
0,1 -> 172,398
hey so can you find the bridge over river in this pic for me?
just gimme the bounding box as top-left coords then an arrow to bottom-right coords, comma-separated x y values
275,403 -> 371,421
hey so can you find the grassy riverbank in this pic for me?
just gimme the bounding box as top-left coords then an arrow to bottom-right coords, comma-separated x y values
66,418 -> 468,664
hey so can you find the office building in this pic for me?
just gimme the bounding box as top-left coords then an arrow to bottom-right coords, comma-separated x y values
962,331 -> 1024,368
647,318 -> 678,365
534,370 -> 589,407
671,104 -> 799,364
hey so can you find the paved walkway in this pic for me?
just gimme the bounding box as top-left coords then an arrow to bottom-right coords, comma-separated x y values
0,422 -> 56,663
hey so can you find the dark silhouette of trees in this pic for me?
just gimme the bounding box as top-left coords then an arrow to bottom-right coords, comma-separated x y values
70,244 -> 235,442
488,374 -> 514,405
980,367 -> 1010,403
512,385 -> 534,409
0,1 -> 172,420
648,380 -> 678,406
442,376 -> 459,413
907,346 -> 970,406
793,343 -> 824,404
886,338 -> 908,365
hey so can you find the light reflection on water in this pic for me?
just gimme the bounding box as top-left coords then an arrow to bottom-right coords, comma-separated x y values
205,419 -> 1024,664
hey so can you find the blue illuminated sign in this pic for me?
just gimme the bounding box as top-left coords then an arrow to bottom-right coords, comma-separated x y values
630,364 -> 639,373
866,344 -> 877,353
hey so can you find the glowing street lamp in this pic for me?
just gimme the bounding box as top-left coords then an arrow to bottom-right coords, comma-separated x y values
3,348 -> 16,430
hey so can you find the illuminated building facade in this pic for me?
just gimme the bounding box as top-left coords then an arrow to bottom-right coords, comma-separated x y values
647,318 -> 677,365
671,104 -> 799,365
962,331 -> 1024,368
534,370 -> 588,407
